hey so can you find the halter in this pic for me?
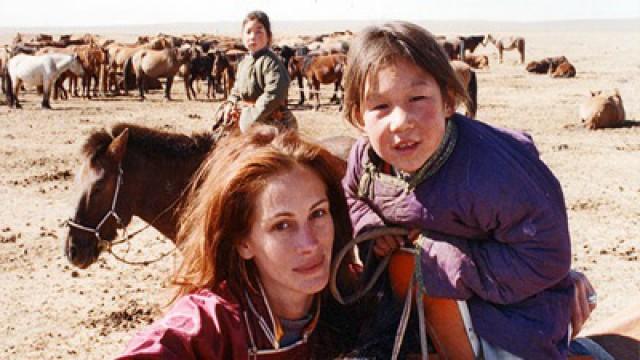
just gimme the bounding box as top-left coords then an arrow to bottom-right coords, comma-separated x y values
66,165 -> 176,266
67,166 -> 126,252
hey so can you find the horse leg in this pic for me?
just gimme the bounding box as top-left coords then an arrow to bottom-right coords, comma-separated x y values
313,78 -> 320,111
184,73 -> 192,101
338,81 -> 345,112
137,73 -> 145,101
53,77 -> 61,100
42,79 -> 53,109
82,74 -> 90,99
11,78 -> 22,109
297,74 -> 305,105
520,41 -> 526,64
72,75 -> 79,97
331,81 -> 339,104
92,72 -> 99,98
165,76 -> 173,101
207,74 -> 215,99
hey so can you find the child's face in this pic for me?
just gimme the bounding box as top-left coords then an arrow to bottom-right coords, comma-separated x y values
361,59 -> 453,173
243,19 -> 269,53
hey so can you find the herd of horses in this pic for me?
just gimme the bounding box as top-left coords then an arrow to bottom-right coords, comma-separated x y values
2,32 -> 531,115
3,30 -> 619,129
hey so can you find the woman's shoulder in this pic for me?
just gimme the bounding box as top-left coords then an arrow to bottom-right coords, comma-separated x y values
179,284 -> 241,314
116,286 -> 245,359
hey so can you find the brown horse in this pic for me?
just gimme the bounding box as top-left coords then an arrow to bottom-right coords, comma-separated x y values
288,53 -> 346,110
127,47 -> 192,101
211,50 -> 236,99
450,60 -> 478,119
65,123 -> 355,269
526,56 -> 569,74
106,40 -> 172,95
484,34 -> 526,64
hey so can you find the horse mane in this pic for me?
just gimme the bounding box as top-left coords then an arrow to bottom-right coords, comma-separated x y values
81,123 -> 215,160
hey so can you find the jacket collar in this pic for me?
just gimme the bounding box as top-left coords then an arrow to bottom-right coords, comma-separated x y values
359,117 -> 458,198
251,47 -> 270,59
243,280 -> 321,351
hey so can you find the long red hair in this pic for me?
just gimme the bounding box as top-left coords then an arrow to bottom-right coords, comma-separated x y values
170,126 -> 353,302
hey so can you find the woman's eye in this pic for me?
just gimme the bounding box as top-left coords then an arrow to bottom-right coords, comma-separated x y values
272,221 -> 290,231
370,103 -> 388,111
410,95 -> 427,102
311,208 -> 328,219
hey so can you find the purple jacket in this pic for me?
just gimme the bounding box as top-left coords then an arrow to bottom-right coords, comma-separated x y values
343,114 -> 574,359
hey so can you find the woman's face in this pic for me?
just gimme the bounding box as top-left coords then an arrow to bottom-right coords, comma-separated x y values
238,165 -> 334,309
361,58 -> 453,173
242,19 -> 269,53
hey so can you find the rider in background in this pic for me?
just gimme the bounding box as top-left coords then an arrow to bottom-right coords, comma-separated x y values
223,10 -> 297,133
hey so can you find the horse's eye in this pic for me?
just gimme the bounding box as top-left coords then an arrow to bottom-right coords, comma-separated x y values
92,179 -> 107,192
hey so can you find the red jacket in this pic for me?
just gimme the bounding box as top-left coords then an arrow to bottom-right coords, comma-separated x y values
116,282 -> 320,359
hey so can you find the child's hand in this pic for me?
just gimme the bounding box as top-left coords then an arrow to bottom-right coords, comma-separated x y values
373,235 -> 405,257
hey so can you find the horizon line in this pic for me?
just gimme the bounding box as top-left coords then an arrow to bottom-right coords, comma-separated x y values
2,16 -> 639,31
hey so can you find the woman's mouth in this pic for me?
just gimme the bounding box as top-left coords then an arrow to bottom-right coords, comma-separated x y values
293,256 -> 325,274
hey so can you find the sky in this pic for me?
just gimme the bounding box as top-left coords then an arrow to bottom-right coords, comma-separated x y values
1,0 -> 639,28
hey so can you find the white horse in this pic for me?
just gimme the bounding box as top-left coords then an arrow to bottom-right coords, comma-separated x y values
483,34 -> 526,64
5,53 -> 84,109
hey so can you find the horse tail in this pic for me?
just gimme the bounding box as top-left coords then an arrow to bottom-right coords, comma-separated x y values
4,66 -> 13,106
467,71 -> 477,119
123,56 -> 134,91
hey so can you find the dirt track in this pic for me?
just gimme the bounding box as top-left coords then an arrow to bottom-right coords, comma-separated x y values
0,28 -> 639,359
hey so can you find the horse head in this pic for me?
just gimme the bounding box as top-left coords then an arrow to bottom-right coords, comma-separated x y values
66,128 -> 133,269
482,34 -> 493,46
176,47 -> 193,64
288,56 -> 303,79
212,51 -> 229,76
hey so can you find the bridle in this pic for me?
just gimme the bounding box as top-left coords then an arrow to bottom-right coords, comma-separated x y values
67,166 -> 126,252
66,165 -> 177,266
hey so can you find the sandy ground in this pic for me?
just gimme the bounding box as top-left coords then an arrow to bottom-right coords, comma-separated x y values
0,25 -> 639,359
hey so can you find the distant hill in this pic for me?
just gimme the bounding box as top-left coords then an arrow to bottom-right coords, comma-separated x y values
0,18 -> 638,40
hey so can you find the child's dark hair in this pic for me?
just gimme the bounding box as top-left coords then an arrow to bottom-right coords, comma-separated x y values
343,21 -> 470,127
242,10 -> 273,45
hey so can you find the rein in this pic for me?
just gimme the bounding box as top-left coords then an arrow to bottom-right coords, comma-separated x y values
330,226 -> 430,359
211,100 -> 238,141
66,165 -> 177,266
330,226 -> 409,305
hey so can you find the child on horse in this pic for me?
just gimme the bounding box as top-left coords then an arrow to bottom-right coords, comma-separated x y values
341,21 -> 597,359
219,11 -> 297,134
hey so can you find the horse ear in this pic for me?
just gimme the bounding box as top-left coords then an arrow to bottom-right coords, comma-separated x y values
107,128 -> 129,165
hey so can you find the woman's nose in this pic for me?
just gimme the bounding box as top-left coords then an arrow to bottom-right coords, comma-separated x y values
296,225 -> 320,254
